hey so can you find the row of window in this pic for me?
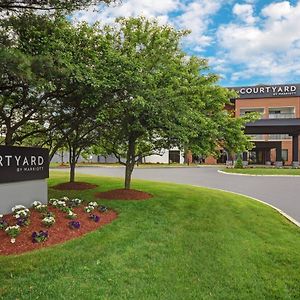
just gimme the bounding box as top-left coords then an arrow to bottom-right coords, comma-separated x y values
240,107 -> 296,119
248,134 -> 292,141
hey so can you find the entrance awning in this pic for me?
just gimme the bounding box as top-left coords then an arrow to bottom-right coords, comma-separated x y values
244,118 -> 300,163
245,118 -> 300,135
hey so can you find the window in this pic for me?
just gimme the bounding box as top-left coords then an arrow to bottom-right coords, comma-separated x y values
269,107 -> 295,119
282,149 -> 288,162
169,150 -> 180,163
240,108 -> 264,118
269,134 -> 291,140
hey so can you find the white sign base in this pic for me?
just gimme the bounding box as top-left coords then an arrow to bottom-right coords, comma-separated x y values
0,179 -> 48,215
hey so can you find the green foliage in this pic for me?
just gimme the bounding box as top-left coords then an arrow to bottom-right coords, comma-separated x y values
234,156 -> 244,169
0,0 -> 114,13
96,17 -> 255,188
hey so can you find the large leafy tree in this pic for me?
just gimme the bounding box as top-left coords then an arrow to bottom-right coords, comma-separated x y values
0,14 -> 68,146
0,13 -> 121,182
0,0 -> 114,13
98,17 -> 254,189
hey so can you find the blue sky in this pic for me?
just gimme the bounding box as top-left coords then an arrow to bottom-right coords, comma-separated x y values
73,0 -> 300,87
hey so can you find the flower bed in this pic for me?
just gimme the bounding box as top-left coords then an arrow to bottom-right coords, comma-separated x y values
0,200 -> 117,255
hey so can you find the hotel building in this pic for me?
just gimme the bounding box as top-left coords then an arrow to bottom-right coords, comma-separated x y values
206,83 -> 300,166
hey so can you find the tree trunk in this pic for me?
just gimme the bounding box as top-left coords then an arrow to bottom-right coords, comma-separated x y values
124,163 -> 134,189
5,129 -> 13,146
69,146 -> 77,183
124,137 -> 136,190
70,161 -> 76,183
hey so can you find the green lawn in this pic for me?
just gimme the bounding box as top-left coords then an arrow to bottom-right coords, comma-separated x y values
0,171 -> 299,299
222,167 -> 300,176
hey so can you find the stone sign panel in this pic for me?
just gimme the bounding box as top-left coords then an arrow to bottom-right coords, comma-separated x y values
0,146 -> 49,183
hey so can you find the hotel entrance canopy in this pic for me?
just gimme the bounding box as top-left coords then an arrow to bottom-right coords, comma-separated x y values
244,118 -> 300,163
245,118 -> 300,135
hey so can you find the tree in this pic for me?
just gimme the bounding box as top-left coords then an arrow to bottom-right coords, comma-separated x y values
0,0 -> 115,13
97,17 -> 254,189
0,13 -> 123,182
0,14 -> 76,147
0,13 -> 119,166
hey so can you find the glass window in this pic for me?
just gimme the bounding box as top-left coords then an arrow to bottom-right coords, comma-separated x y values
282,149 -> 288,161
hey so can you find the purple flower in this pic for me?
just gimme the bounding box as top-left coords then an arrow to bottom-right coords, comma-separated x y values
89,214 -> 100,222
0,219 -> 8,230
98,206 -> 108,213
17,217 -> 29,227
32,230 -> 48,243
69,221 -> 80,229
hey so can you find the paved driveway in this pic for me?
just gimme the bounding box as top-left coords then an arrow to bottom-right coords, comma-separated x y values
61,166 -> 300,223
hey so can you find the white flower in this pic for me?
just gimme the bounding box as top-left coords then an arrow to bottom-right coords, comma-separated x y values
88,202 -> 98,208
10,238 -> 16,243
32,201 -> 42,207
49,198 -> 58,204
12,205 -> 26,212
72,198 -> 82,204
14,208 -> 30,218
42,216 -> 55,225
5,225 -> 20,232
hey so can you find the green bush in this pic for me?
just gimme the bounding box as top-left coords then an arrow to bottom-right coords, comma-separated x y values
234,157 -> 243,169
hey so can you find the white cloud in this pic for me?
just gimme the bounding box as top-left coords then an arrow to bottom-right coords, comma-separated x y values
73,0 -> 180,25
261,1 -> 292,20
174,0 -> 222,51
73,0 -> 222,52
216,1 -> 300,84
233,3 -> 257,24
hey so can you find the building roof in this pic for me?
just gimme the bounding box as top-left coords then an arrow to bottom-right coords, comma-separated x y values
245,118 -> 300,135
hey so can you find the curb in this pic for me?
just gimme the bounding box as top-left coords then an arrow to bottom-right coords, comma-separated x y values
218,170 -> 300,177
191,184 -> 300,228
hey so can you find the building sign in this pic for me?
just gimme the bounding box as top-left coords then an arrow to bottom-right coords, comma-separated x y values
230,84 -> 300,99
0,146 -> 49,184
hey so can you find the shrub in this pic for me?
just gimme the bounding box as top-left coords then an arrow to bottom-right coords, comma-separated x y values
234,157 -> 243,169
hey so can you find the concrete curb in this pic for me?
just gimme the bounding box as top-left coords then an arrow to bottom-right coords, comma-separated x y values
192,184 -> 300,228
218,170 -> 300,177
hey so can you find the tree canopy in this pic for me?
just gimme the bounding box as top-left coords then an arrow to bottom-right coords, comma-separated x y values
0,13 -> 254,187
0,0 -> 115,13
96,17 -> 254,189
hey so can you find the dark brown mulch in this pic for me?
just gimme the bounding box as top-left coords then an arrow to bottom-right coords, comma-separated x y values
95,189 -> 153,200
0,206 -> 117,255
51,182 -> 98,190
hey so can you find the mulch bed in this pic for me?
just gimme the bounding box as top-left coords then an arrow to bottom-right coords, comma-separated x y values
0,207 -> 117,255
51,182 -> 98,190
95,189 -> 153,200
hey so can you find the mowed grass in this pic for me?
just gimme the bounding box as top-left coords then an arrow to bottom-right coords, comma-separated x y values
0,171 -> 299,299
222,167 -> 300,176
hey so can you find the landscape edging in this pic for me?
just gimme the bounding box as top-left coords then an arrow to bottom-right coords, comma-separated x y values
218,170 -> 300,177
191,184 -> 300,228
